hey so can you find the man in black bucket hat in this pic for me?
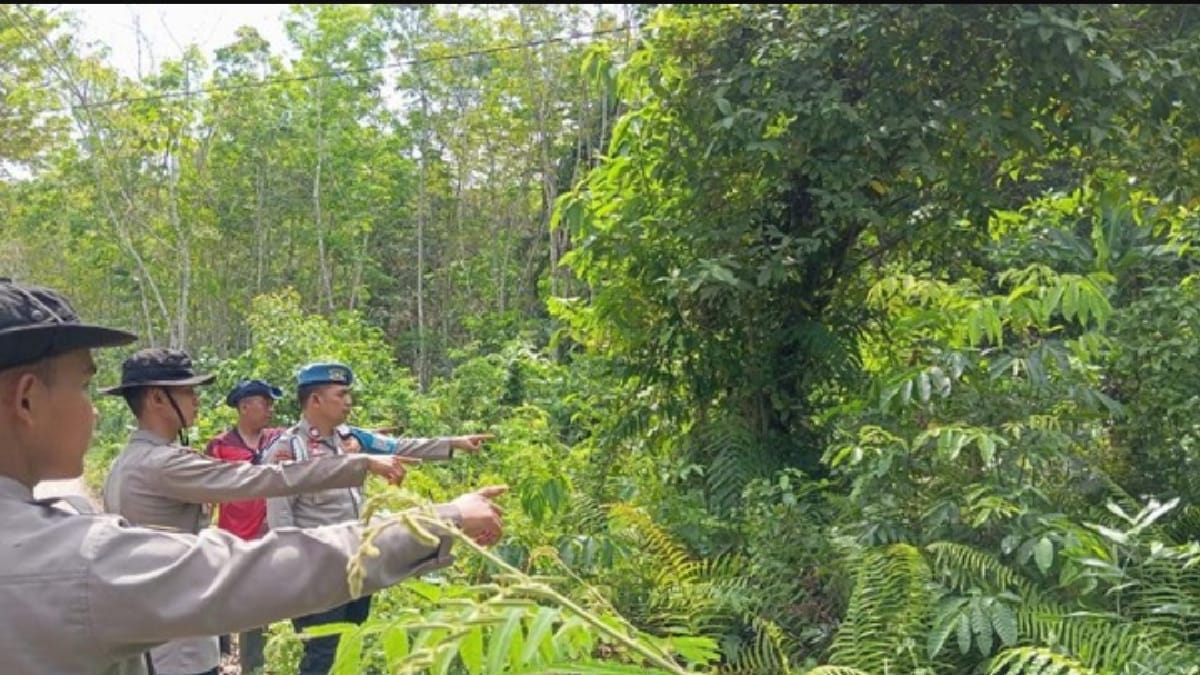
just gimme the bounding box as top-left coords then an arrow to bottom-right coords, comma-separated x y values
0,278 -> 508,675
99,348 -> 442,675
99,347 -> 216,447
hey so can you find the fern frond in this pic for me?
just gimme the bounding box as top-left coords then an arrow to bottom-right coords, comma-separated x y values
608,504 -> 700,586
717,615 -> 794,675
1016,601 -> 1198,673
606,504 -> 721,637
801,668 -> 872,675
1127,556 -> 1200,644
829,544 -> 932,672
1163,504 -> 1200,545
685,416 -> 778,515
695,554 -> 755,633
925,541 -> 1037,596
568,492 -> 610,534
987,646 -> 1096,675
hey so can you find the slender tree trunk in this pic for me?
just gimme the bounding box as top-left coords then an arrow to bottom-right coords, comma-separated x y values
519,9 -> 565,297
349,227 -> 369,311
416,84 -> 432,391
255,161 -> 267,295
312,83 -> 335,312
166,146 -> 189,349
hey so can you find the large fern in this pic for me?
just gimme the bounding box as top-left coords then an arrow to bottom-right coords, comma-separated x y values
683,415 -> 780,515
1125,555 -> 1200,645
606,503 -> 712,635
1014,599 -> 1200,673
1162,504 -> 1200,547
716,615 -> 795,675
925,541 -> 1037,596
828,543 -> 933,672
987,646 -> 1097,675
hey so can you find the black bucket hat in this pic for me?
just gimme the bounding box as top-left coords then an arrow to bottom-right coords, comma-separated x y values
225,379 -> 283,407
0,279 -> 136,370
99,347 -> 215,395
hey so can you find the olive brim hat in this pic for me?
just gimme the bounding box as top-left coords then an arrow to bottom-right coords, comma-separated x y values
99,347 -> 215,395
0,280 -> 137,370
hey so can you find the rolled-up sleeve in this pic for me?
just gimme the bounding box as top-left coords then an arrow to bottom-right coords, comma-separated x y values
152,446 -> 371,504
391,437 -> 454,460
346,427 -> 453,461
86,507 -> 460,661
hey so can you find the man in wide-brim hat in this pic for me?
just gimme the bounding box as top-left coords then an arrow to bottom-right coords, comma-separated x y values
100,347 -> 421,675
0,278 -> 507,675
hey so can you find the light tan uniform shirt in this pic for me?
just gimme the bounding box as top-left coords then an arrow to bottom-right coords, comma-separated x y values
101,429 -> 389,674
264,419 -> 453,531
0,474 -> 458,674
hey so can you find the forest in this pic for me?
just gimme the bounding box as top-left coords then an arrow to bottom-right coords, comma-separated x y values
4,4 -> 1200,674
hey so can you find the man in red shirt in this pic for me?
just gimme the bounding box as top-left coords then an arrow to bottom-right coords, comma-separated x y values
206,379 -> 284,539
205,378 -> 285,672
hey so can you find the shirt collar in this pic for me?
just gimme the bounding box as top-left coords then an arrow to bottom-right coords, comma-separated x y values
131,429 -> 172,446
224,426 -> 283,450
296,417 -> 338,446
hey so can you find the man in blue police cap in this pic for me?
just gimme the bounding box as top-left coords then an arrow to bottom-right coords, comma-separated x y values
0,279 -> 508,675
263,361 -> 496,675
103,353 -> 424,675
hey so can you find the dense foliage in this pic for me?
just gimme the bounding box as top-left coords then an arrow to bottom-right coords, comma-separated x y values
7,3 -> 1200,673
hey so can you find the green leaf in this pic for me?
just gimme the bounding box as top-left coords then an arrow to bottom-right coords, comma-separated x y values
432,632 -> 461,675
460,625 -> 485,674
489,610 -> 524,674
991,602 -> 1018,646
1097,55 -> 1125,82
1062,281 -> 1080,320
1034,536 -> 1054,574
978,434 -> 996,465
382,624 -> 410,664
1043,284 -> 1064,323
521,607 -> 559,665
661,635 -> 721,665
330,626 -> 363,675
956,613 -> 972,655
968,311 -> 983,345
971,601 -> 992,656
928,600 -> 966,658
302,622 -> 356,638
917,371 -> 931,403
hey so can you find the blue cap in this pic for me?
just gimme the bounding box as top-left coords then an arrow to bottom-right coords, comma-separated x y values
226,379 -> 284,407
297,362 -> 355,388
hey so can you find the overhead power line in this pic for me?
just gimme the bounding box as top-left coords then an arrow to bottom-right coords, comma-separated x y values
3,12 -> 641,113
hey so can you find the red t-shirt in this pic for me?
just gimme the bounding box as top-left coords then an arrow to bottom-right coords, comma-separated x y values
204,427 -> 284,540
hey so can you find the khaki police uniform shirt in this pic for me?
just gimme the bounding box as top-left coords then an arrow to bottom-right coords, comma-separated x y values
0,474 -> 460,674
263,419 -> 453,530
101,429 -> 386,673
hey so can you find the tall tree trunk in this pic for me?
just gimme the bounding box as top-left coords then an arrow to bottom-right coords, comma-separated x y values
519,9 -> 565,297
312,83 -> 335,312
255,161 -> 267,295
166,146 -> 189,349
416,83 -> 432,391
349,227 -> 369,311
